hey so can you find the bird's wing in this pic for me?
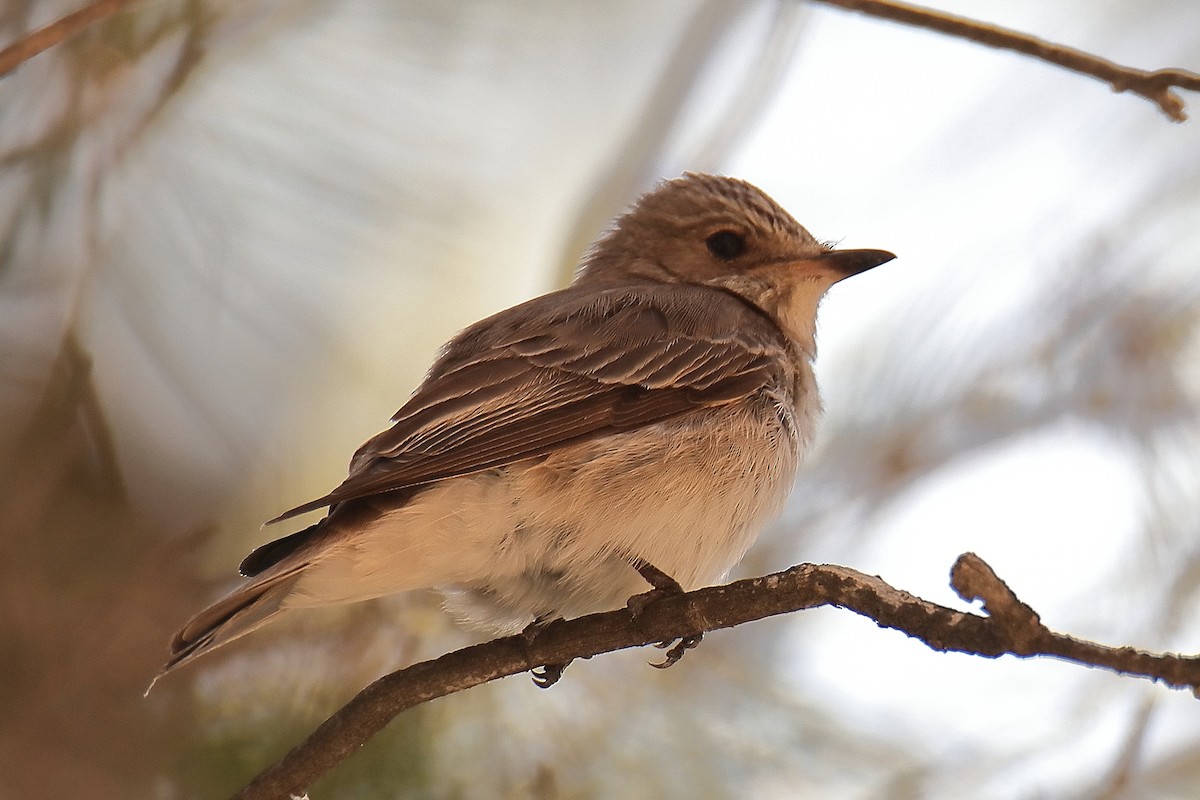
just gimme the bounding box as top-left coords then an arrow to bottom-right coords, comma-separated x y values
268,286 -> 789,523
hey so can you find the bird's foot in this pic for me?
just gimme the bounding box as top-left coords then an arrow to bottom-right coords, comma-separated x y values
520,616 -> 572,689
650,633 -> 703,669
530,662 -> 569,689
626,558 -> 702,669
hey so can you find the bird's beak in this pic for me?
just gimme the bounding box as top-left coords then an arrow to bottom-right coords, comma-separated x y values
810,248 -> 896,281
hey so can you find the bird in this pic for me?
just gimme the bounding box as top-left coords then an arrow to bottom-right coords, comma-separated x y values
156,172 -> 894,684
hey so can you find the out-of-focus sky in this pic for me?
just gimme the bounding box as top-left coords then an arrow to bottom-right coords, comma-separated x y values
2,1 -> 1199,798
732,2 -> 1200,796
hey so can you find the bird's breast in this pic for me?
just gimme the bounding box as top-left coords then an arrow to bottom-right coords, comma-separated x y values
303,377 -> 817,634
459,385 -> 808,620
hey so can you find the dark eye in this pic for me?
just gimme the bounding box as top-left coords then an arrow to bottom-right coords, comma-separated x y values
706,230 -> 746,260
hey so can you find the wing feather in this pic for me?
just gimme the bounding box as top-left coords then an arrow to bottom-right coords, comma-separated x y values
268,286 -> 791,524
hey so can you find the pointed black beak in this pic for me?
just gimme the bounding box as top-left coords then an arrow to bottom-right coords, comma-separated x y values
818,248 -> 896,279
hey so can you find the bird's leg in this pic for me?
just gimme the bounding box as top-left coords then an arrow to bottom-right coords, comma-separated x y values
520,615 -> 572,688
626,558 -> 703,669
627,558 -> 685,615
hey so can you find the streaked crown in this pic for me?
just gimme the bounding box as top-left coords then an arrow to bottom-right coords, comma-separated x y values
576,173 -> 825,287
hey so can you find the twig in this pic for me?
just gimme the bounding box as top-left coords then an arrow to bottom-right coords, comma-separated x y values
0,0 -> 141,77
949,554 -> 1200,685
810,0 -> 1200,121
231,552 -> 1200,800
4,0 -> 1199,123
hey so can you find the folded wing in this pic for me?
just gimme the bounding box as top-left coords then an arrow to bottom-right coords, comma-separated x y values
269,285 -> 790,523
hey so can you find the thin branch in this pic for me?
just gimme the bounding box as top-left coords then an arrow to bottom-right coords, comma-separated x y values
810,0 -> 1200,122
949,555 -> 1200,685
231,552 -> 1200,800
5,0 -> 1199,123
0,0 -> 141,77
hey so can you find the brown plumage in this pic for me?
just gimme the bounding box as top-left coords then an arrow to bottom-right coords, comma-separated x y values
155,173 -> 893,683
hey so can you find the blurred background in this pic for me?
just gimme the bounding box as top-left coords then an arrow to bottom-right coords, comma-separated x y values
3,1 -> 1200,798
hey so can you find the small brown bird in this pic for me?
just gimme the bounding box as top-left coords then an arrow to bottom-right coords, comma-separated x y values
157,173 -> 893,682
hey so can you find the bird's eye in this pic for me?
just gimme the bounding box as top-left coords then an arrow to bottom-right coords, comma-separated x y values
706,230 -> 746,260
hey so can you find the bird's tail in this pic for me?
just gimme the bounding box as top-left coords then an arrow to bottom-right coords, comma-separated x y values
146,568 -> 304,694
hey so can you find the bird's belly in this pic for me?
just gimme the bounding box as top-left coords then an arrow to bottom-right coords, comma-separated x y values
443,402 -> 801,632
291,400 -> 803,633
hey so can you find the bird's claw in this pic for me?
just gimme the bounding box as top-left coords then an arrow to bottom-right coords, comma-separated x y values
531,661 -> 570,688
650,633 -> 703,669
520,616 -> 572,688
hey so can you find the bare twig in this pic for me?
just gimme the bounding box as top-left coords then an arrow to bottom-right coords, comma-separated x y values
949,554 -> 1200,685
231,553 -> 1200,800
0,0 -> 141,77
810,0 -> 1200,121
5,0 -> 1199,123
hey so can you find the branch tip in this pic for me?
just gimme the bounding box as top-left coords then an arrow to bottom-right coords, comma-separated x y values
812,0 -> 1200,122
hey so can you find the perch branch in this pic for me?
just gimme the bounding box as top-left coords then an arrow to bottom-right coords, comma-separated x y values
810,0 -> 1200,121
231,552 -> 1200,800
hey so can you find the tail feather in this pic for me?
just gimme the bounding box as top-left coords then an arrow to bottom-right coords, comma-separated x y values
148,569 -> 303,693
239,523 -> 320,576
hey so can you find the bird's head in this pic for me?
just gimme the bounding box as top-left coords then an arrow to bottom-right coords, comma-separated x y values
576,173 -> 895,355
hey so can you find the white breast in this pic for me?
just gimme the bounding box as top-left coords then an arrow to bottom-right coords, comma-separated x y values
290,375 -> 818,634
444,383 -> 812,631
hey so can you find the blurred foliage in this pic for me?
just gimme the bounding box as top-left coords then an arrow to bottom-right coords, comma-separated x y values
0,337 -> 201,799
3,1 -> 1200,799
